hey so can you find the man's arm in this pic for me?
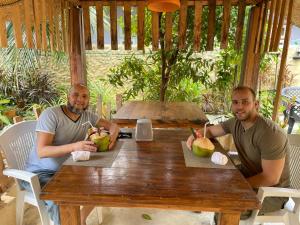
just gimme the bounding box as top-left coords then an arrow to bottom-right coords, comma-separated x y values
204,124 -> 227,138
186,124 -> 227,149
246,157 -> 285,188
96,119 -> 120,149
37,132 -> 97,158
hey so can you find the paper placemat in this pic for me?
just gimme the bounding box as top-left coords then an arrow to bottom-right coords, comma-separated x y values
63,141 -> 123,167
181,141 -> 236,169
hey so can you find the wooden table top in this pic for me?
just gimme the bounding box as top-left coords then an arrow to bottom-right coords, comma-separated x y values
112,101 -> 209,128
40,129 -> 259,213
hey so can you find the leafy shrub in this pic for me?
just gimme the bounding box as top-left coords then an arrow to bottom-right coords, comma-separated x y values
0,68 -> 59,109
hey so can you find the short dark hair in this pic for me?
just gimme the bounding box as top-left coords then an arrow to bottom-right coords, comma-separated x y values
232,86 -> 256,100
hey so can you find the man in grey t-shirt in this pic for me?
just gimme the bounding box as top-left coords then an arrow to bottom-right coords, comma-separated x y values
187,86 -> 290,220
24,84 -> 120,225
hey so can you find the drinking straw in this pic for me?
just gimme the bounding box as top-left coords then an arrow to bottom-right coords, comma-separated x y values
82,121 -> 95,128
204,121 -> 210,139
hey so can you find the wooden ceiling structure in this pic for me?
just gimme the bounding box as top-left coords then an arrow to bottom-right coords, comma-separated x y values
0,0 -> 295,120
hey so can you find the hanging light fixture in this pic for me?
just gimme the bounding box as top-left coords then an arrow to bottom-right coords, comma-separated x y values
148,0 -> 180,12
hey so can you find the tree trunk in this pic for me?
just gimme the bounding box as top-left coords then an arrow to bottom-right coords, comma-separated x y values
158,14 -> 179,102
159,13 -> 167,102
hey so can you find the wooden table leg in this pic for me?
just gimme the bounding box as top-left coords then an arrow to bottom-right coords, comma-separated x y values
59,205 -> 80,225
217,212 -> 240,225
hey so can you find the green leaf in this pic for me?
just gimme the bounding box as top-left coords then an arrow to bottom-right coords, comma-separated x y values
0,99 -> 10,105
0,114 -> 11,125
142,214 -> 152,220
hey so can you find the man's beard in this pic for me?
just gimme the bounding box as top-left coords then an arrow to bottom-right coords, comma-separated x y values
67,101 -> 88,115
234,111 -> 253,122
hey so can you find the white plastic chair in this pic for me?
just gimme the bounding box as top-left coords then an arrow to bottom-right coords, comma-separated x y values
245,134 -> 300,225
0,120 -> 51,225
0,120 -> 103,225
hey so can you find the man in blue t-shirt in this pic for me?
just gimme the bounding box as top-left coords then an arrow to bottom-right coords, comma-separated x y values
24,83 -> 120,225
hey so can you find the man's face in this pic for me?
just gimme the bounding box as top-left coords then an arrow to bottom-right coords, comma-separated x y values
231,89 -> 258,121
67,86 -> 90,115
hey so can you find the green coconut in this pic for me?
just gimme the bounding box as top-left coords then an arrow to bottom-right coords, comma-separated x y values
90,132 -> 110,152
192,137 -> 215,157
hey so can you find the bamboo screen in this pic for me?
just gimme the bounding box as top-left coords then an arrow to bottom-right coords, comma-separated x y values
0,0 -> 291,53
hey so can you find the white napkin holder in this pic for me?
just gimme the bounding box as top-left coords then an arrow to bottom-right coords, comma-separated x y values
135,118 -> 153,141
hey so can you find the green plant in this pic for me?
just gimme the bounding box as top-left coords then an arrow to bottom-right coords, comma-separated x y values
87,78 -> 117,109
0,99 -> 12,126
108,6 -> 245,107
0,69 -> 60,109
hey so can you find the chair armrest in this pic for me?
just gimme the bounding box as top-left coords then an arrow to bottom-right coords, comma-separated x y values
3,168 -> 38,183
258,186 -> 300,200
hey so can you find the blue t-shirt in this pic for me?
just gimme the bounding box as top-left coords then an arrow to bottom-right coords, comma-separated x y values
26,106 -> 98,172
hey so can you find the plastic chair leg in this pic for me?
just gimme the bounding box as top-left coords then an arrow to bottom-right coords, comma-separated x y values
16,191 -> 25,225
96,207 -> 103,224
37,200 -> 50,225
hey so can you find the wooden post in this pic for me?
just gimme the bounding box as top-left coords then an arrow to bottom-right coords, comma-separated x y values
124,2 -> 131,50
273,0 -> 287,51
239,5 -> 262,91
264,0 -> 275,52
116,94 -> 122,112
235,0 -> 246,51
193,1 -> 203,52
69,6 -> 86,85
272,0 -> 294,121
206,0 -> 216,51
106,102 -> 112,120
165,12 -> 172,51
96,95 -> 103,119
151,12 -> 159,51
96,2 -> 104,49
178,0 -> 188,50
220,0 -> 231,49
137,2 -> 145,51
110,0 -> 118,50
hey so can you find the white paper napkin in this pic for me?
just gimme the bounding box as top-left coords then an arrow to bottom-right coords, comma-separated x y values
211,152 -> 228,165
71,151 -> 90,162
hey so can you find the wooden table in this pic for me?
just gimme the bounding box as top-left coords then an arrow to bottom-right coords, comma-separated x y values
40,129 -> 260,225
112,101 -> 209,128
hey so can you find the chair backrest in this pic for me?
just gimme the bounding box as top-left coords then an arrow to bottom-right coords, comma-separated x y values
287,134 -> 300,189
282,86 -> 300,104
0,121 -> 37,170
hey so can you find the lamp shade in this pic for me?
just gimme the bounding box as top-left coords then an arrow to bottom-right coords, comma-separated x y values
148,0 -> 180,12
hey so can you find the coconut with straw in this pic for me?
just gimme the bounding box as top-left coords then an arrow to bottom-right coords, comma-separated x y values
191,121 -> 215,157
82,121 -> 110,152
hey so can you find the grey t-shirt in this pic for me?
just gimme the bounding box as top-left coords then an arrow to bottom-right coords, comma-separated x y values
220,115 -> 290,187
26,106 -> 98,173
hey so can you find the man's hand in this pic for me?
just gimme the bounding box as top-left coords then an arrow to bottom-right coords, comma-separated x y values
186,124 -> 227,150
72,141 -> 97,152
96,119 -> 120,150
186,129 -> 202,150
108,125 -> 120,150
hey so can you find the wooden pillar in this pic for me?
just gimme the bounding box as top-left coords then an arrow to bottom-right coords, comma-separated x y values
239,5 -> 262,92
69,6 -> 86,85
272,0 -> 294,121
